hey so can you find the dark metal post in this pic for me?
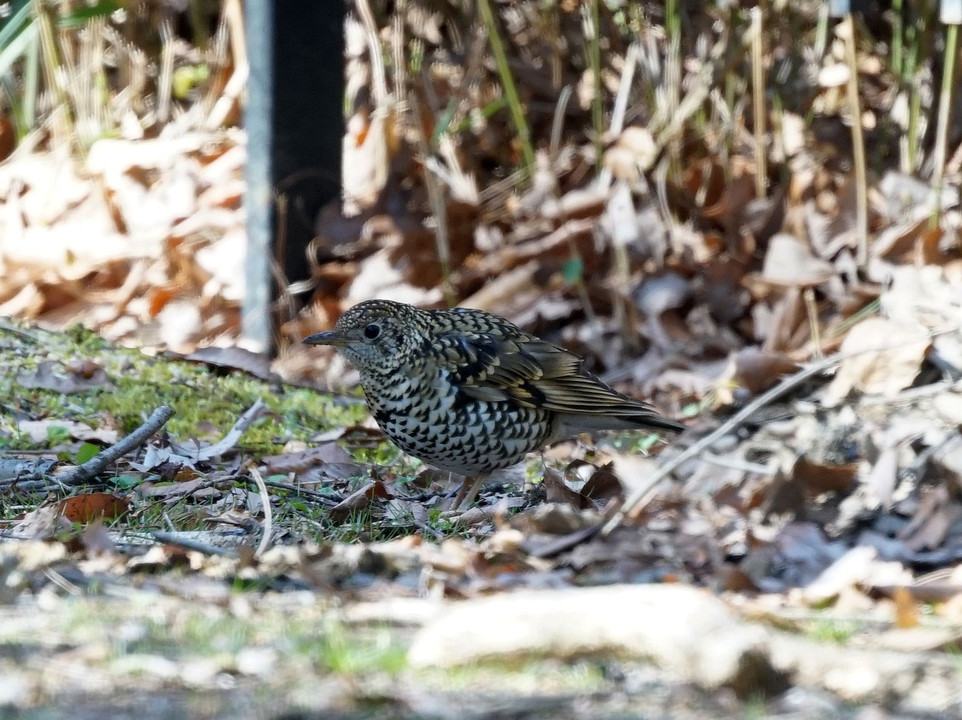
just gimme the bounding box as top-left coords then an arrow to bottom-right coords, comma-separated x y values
244,0 -> 345,351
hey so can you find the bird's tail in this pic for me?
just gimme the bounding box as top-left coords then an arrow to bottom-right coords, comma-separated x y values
554,410 -> 684,436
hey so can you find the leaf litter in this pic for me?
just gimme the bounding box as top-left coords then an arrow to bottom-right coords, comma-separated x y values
4,1 -> 962,717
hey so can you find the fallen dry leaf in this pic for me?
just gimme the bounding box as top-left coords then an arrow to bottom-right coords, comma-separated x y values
58,493 -> 130,523
732,348 -> 800,395
263,443 -> 354,473
791,456 -> 857,496
16,360 -> 112,394
542,466 -> 590,509
329,480 -> 392,522
899,486 -> 962,552
825,317 -> 930,403
10,505 -> 72,539
581,463 -> 624,505
15,419 -> 118,444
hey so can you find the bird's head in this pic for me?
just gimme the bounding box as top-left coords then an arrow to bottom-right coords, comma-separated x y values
303,300 -> 425,377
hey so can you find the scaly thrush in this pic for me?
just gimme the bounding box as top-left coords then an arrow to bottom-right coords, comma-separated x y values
304,300 -> 683,509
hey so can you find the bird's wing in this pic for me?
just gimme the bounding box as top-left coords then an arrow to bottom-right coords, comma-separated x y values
433,331 -> 672,424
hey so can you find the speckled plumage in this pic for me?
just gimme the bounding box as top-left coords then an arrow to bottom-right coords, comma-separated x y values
304,300 -> 683,483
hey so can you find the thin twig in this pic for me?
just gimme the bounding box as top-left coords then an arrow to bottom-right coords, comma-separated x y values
858,379 -> 961,407
43,567 -> 82,595
56,406 -> 175,488
262,480 -> 340,507
176,398 -> 265,462
549,85 -> 573,162
602,332 -> 956,535
249,466 -> 273,558
0,321 -> 44,343
0,477 -> 57,492
803,287 -> 822,358
603,360 -> 833,535
151,530 -> 236,557
702,452 -> 774,476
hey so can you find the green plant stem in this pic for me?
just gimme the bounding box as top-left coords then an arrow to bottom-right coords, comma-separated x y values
32,0 -> 68,109
892,0 -> 904,76
477,0 -> 534,175
841,14 -> 868,266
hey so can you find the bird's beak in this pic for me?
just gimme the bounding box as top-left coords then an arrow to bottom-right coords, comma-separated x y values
303,330 -> 351,347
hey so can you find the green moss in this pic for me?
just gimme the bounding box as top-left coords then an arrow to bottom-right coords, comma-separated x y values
129,609 -> 408,676
805,617 -> 858,645
64,323 -> 109,351
292,622 -> 407,675
179,613 -> 255,654
266,390 -> 367,452
349,443 -> 403,466
0,325 -> 390,542
0,326 -> 368,449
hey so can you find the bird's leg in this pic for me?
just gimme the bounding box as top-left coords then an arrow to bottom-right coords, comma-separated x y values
448,474 -> 486,511
448,475 -> 470,510
456,474 -> 487,510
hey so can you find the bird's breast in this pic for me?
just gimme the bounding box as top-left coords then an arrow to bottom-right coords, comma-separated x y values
359,367 -> 553,475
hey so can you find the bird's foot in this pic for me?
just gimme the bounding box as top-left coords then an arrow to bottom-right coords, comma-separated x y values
447,475 -> 485,512
440,505 -> 492,526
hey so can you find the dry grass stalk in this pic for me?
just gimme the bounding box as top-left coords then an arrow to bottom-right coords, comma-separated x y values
839,14 -> 869,265
751,7 -> 767,200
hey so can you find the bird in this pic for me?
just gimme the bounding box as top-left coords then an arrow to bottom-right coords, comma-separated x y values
303,299 -> 683,510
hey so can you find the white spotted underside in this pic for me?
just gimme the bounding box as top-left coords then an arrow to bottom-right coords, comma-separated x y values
363,367 -> 553,475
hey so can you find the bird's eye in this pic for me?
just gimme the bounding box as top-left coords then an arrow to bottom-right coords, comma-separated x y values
363,323 -> 381,340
